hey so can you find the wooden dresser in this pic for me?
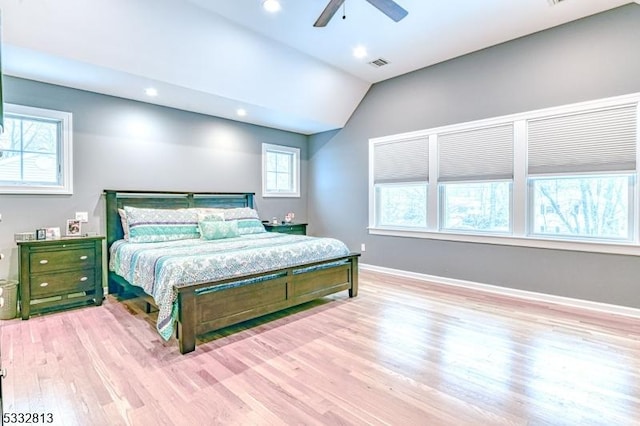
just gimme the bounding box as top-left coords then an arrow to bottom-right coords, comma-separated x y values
18,236 -> 105,319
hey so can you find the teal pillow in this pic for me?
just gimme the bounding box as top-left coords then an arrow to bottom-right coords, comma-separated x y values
236,218 -> 267,235
124,206 -> 200,243
199,220 -> 240,240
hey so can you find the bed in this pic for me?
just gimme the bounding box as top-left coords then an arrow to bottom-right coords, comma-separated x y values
104,190 -> 360,354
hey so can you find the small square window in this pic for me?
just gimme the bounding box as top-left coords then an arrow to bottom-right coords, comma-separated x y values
262,143 -> 300,197
0,104 -> 73,194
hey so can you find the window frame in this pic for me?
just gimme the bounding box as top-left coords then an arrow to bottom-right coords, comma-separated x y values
368,92 -> 640,255
0,103 -> 73,195
262,143 -> 300,198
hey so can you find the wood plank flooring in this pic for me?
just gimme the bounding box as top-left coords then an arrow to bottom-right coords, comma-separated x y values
1,270 -> 639,425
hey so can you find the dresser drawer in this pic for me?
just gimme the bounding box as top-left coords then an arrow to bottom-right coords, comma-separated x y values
29,246 -> 96,273
30,269 -> 96,298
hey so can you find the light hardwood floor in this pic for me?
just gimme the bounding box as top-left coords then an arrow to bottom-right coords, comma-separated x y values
1,270 -> 639,425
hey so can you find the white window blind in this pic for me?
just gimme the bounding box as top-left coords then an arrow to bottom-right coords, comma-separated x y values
438,124 -> 514,181
373,138 -> 429,184
527,104 -> 637,175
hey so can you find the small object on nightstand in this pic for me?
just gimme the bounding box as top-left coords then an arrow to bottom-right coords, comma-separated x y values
284,212 -> 295,223
17,235 -> 105,319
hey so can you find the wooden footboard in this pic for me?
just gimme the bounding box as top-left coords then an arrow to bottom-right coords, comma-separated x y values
176,254 -> 359,354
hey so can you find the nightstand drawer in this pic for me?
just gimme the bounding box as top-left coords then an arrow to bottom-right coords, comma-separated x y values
30,246 -> 96,273
264,223 -> 307,235
279,225 -> 305,234
30,269 -> 96,298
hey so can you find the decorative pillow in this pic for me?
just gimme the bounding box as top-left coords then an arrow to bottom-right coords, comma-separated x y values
222,207 -> 260,221
118,208 -> 130,240
194,208 -> 226,222
199,212 -> 225,222
124,206 -> 200,243
199,220 -> 240,240
236,218 -> 266,235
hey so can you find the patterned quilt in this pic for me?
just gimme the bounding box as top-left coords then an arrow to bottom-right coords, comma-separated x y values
109,233 -> 350,340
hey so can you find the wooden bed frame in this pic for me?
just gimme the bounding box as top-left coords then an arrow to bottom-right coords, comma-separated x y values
104,190 -> 360,354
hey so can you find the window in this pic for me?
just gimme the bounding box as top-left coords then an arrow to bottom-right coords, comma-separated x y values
0,104 -> 73,194
262,143 -> 300,197
368,92 -> 640,252
438,124 -> 514,233
530,175 -> 631,240
372,137 -> 429,228
441,181 -> 511,233
376,183 -> 427,228
526,104 -> 637,241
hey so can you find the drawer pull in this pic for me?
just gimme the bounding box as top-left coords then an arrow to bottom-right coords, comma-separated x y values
80,255 -> 88,260
40,282 -> 49,287
80,276 -> 88,282
39,259 -> 49,265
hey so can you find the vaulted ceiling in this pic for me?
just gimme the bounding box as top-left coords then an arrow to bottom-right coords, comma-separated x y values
1,0 -> 636,134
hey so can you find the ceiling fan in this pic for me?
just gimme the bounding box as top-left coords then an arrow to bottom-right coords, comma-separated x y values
314,0 -> 408,27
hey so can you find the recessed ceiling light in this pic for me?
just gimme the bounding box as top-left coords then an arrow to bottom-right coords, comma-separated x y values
237,108 -> 247,117
262,0 -> 281,13
353,45 -> 368,59
144,87 -> 158,97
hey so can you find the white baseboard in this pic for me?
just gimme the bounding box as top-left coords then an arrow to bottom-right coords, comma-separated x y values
360,263 -> 640,319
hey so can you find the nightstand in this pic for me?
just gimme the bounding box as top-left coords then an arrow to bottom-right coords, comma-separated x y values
263,223 -> 307,235
18,236 -> 105,319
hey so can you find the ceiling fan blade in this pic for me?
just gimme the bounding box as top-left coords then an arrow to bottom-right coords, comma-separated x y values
364,0 -> 408,22
314,0 -> 346,27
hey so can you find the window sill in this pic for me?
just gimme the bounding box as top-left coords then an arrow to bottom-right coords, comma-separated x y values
0,186 -> 73,195
368,227 -> 640,257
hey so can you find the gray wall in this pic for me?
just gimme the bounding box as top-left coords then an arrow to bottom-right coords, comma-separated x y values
309,4 -> 640,309
0,77 -> 308,279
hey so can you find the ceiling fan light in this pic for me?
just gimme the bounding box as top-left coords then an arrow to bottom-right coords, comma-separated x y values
262,0 -> 281,13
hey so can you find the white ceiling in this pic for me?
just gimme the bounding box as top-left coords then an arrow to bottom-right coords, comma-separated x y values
0,0 -> 636,135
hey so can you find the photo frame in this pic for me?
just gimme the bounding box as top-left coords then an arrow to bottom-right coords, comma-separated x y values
66,219 -> 81,236
46,227 -> 61,239
36,228 -> 47,240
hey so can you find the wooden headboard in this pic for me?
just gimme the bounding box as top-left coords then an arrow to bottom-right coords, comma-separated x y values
103,190 -> 255,250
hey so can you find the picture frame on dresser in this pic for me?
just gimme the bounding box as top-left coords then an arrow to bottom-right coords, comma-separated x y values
66,219 -> 81,236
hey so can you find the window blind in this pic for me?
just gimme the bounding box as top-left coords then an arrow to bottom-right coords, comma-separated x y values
438,124 -> 514,181
527,104 -> 637,174
373,138 -> 429,184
